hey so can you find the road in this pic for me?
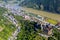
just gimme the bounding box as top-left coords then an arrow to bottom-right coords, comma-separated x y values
38,33 -> 49,38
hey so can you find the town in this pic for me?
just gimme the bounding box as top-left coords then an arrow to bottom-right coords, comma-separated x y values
0,0 -> 60,40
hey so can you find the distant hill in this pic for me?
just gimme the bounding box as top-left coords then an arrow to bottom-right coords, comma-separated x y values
19,0 -> 60,14
0,0 -> 60,14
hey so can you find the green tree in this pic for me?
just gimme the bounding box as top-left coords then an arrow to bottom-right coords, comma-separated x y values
53,28 -> 60,40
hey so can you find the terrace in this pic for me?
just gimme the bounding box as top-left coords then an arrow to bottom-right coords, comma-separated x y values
0,7 -> 16,40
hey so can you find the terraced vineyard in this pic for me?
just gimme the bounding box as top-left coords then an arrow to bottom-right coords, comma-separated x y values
0,7 -> 16,40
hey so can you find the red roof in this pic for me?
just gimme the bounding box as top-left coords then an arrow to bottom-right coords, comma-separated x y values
57,22 -> 60,26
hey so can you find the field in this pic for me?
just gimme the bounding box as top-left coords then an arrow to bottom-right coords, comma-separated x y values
45,18 -> 58,25
23,7 -> 60,22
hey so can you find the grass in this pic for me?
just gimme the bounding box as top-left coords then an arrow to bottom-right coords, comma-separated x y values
14,15 -> 24,21
23,7 -> 60,22
45,18 -> 58,25
0,7 -> 7,15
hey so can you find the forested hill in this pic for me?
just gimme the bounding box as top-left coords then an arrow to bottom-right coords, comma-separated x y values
1,0 -> 60,14
19,0 -> 60,14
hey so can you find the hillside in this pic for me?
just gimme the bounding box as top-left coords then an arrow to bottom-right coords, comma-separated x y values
1,0 -> 60,14
0,7 -> 16,40
20,0 -> 60,14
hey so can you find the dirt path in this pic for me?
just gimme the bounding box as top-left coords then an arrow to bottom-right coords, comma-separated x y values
23,7 -> 60,22
0,26 -> 4,32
